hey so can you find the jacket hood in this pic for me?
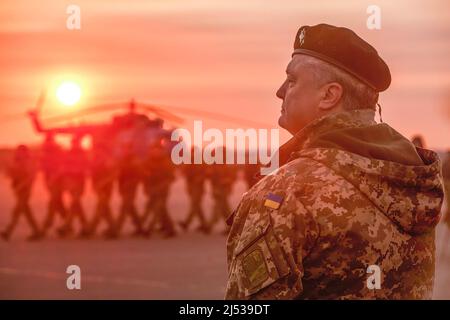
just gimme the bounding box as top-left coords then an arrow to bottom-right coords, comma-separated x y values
280,109 -> 444,235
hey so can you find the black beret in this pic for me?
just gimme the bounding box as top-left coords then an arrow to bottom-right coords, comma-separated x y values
292,24 -> 391,92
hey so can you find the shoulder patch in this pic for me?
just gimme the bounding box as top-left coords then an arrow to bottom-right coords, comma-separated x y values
242,248 -> 269,288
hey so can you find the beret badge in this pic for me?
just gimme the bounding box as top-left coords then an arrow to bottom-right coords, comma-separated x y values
298,28 -> 306,46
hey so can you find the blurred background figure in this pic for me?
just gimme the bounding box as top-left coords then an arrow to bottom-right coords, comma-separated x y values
143,140 -> 176,238
115,142 -> 145,236
243,163 -> 259,190
58,135 -> 90,238
242,149 -> 260,190
179,146 -> 209,234
1,145 -> 41,241
412,134 -> 426,148
40,133 -> 67,237
141,141 -> 160,226
88,136 -> 118,238
207,150 -> 237,234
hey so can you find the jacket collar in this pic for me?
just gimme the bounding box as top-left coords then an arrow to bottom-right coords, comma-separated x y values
278,109 -> 376,166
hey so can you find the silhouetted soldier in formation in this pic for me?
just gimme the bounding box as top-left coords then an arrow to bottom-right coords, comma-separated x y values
208,160 -> 236,234
58,136 -> 90,237
89,139 -> 117,238
41,133 -> 67,236
179,146 -> 209,234
115,143 -> 145,236
143,141 -> 176,238
1,145 -> 41,241
241,149 -> 261,190
141,144 -> 158,226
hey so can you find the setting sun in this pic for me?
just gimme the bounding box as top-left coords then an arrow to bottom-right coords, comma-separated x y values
56,81 -> 81,106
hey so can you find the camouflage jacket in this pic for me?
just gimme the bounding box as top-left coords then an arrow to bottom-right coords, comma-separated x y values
442,154 -> 450,182
225,110 -> 444,300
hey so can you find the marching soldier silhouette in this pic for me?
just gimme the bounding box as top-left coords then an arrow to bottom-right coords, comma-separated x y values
243,163 -> 260,190
179,146 -> 209,233
58,136 -> 90,237
115,142 -> 145,236
88,139 -> 118,238
242,149 -> 261,190
143,141 -> 176,238
208,154 -> 236,234
41,133 -> 68,236
141,143 -> 158,226
1,145 -> 41,241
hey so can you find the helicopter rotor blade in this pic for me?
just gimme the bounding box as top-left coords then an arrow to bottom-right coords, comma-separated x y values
45,101 -> 186,126
40,99 -> 272,128
43,102 -> 129,123
145,104 -> 273,128
137,103 -> 185,125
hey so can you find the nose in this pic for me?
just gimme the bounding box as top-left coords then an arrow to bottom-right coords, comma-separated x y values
276,79 -> 287,100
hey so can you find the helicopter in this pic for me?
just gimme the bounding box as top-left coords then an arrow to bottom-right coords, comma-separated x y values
26,92 -> 184,161
0,89 -> 272,165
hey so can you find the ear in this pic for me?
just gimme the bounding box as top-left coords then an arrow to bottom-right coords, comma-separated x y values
318,82 -> 343,111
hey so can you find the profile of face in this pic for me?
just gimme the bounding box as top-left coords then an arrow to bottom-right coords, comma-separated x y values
276,55 -> 344,135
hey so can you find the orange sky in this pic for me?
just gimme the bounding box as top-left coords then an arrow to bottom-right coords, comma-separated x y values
0,0 -> 449,149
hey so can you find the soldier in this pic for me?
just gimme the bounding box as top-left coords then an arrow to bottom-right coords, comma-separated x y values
88,139 -> 117,238
208,157 -> 237,234
58,136 -> 90,237
41,133 -> 67,236
179,146 -> 209,233
226,24 -> 444,299
115,142 -> 145,236
143,141 -> 176,238
1,145 -> 41,241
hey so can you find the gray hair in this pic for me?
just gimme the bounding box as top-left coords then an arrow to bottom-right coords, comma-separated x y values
298,55 -> 379,110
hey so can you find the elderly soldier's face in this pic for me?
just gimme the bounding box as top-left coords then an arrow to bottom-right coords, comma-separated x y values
276,55 -> 342,135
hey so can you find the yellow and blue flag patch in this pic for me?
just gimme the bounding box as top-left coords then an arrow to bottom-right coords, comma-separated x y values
264,193 -> 283,210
